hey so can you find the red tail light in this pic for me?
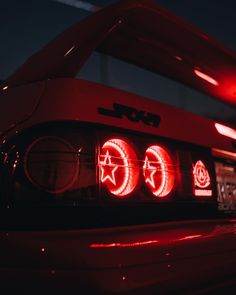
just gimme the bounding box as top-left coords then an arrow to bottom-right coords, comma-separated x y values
0,122 -> 222,230
99,138 -> 139,197
2,123 -> 217,220
193,160 -> 212,197
143,145 -> 175,198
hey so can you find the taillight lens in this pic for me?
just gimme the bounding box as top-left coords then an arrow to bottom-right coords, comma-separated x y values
193,160 -> 212,196
143,145 -> 175,197
24,136 -> 79,193
2,124 -> 216,209
0,124 -> 219,230
99,138 -> 139,197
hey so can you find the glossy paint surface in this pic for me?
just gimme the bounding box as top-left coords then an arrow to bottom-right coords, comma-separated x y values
0,81 -> 46,135
3,78 -> 232,153
1,219 -> 236,293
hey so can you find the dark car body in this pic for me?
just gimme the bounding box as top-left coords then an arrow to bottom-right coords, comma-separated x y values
0,0 -> 236,294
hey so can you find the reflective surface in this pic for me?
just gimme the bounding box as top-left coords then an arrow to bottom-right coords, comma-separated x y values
1,219 -> 236,294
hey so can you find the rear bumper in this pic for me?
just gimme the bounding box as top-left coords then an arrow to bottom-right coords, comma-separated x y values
1,219 -> 236,294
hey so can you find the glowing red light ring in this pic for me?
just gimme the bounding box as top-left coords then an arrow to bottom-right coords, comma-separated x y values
143,145 -> 175,197
193,160 -> 211,189
99,139 -> 139,197
101,141 -> 129,196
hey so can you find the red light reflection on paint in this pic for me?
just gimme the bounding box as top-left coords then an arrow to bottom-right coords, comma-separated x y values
215,123 -> 236,140
194,69 -> 219,86
99,139 -> 139,197
90,240 -> 159,248
177,234 -> 202,241
143,145 -> 175,197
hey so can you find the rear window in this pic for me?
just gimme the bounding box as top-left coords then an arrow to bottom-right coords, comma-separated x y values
77,52 -> 236,125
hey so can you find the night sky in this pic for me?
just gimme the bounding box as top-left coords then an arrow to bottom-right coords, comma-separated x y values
1,0 -> 236,123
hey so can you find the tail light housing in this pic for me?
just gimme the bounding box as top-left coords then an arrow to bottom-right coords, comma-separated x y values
24,136 -> 79,194
0,122 -> 218,229
1,123 -> 216,203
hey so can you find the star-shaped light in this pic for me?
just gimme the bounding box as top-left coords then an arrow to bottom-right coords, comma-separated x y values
100,150 -> 118,185
143,156 -> 157,189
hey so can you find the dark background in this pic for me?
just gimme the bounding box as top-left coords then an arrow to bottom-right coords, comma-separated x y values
1,0 -> 236,124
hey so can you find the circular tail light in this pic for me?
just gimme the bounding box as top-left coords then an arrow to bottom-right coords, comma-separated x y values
143,145 -> 175,197
24,136 -> 79,194
99,138 -> 139,197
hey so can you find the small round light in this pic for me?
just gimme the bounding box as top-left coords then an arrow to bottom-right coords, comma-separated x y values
143,145 -> 175,197
99,138 -> 139,197
24,136 -> 79,193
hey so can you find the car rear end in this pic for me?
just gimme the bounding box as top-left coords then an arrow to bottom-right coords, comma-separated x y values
0,0 -> 236,293
0,78 -> 235,294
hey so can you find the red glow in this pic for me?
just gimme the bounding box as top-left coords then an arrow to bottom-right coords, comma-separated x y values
143,145 -> 175,197
193,160 -> 212,197
100,150 -> 118,185
195,189 -> 212,196
193,160 -> 210,189
99,139 -> 139,197
215,123 -> 236,140
212,148 -> 236,161
194,69 -> 219,86
90,240 -> 159,248
143,156 -> 157,189
177,234 -> 202,241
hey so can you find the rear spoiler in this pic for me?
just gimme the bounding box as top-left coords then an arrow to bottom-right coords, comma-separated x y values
3,0 -> 236,108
